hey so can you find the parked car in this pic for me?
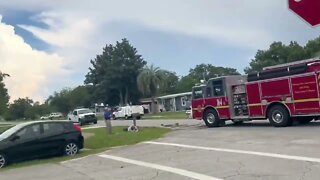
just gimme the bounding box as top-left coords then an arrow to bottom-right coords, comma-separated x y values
186,107 -> 192,119
40,115 -> 50,120
49,112 -> 63,120
0,120 -> 84,168
112,105 -> 144,120
68,108 -> 97,126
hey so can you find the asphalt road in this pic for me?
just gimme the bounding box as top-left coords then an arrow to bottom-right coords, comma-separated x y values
2,120 -> 320,180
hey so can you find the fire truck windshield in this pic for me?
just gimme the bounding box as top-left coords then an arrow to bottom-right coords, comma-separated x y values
192,87 -> 204,99
212,80 -> 224,96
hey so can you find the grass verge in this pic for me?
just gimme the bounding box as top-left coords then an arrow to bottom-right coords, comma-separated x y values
84,127 -> 170,149
0,126 -> 13,133
2,126 -> 170,170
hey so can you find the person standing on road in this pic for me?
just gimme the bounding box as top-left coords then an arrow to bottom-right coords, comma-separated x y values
104,107 -> 112,134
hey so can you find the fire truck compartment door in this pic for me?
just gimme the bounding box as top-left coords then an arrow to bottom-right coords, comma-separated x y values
246,83 -> 263,117
291,75 -> 320,114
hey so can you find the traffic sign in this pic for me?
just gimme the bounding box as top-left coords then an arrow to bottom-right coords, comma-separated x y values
289,0 -> 320,26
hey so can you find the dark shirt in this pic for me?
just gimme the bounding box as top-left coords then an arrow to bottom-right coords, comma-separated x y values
104,111 -> 112,120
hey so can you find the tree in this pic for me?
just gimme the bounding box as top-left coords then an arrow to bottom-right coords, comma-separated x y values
68,86 -> 93,109
305,36 -> 320,58
6,98 -> 52,120
31,102 -> 52,117
46,85 -> 95,115
176,64 -> 240,93
176,75 -> 198,93
245,41 -> 311,73
85,39 -> 146,106
47,88 -> 73,114
137,65 -> 167,114
0,71 -> 10,118
158,71 -> 179,95
7,98 -> 33,120
189,64 -> 240,81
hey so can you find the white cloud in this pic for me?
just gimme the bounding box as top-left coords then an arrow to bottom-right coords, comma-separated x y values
15,0 -> 282,49
19,12 -> 95,48
0,15 -> 67,102
2,0 -> 319,50
12,0 -> 284,82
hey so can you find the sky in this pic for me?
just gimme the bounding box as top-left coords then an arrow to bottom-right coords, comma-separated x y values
0,0 -> 320,102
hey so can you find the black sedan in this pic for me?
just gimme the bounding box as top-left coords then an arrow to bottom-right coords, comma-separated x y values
0,121 -> 84,168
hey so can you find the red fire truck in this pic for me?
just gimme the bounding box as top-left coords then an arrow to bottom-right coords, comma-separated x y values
192,58 -> 320,127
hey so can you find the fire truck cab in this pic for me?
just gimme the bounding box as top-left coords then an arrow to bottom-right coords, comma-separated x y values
192,58 -> 320,127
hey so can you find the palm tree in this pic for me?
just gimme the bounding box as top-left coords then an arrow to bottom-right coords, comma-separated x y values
137,65 -> 167,114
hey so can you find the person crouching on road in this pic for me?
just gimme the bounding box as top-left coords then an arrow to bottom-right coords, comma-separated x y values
104,107 -> 112,134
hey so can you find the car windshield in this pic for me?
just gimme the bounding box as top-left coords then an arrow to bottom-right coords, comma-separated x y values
0,124 -> 25,141
78,109 -> 92,114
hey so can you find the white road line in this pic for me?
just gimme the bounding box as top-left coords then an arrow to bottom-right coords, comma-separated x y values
145,141 -> 320,163
98,154 -> 222,180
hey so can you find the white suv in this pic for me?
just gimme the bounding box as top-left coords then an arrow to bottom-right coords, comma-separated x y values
68,108 -> 97,126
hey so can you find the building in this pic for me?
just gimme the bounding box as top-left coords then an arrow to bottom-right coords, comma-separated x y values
94,103 -> 106,114
157,92 -> 192,112
139,98 -> 152,113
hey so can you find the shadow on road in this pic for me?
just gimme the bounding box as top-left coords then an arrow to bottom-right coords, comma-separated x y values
191,120 -> 320,129
225,120 -> 320,128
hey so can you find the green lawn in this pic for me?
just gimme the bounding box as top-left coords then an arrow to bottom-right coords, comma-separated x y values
0,126 -> 12,133
143,111 -> 188,120
84,127 -> 170,149
0,124 -> 13,126
2,126 -> 170,170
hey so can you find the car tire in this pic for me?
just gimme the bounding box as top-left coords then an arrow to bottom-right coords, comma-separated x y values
64,142 -> 79,156
203,109 -> 220,128
93,120 -> 97,124
125,115 -> 128,120
0,153 -> 8,169
268,105 -> 291,127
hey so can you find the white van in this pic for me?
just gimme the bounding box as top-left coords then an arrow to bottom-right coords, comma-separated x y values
112,105 -> 144,120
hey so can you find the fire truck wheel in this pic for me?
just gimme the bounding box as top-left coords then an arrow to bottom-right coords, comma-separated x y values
203,109 -> 220,127
268,105 -> 291,127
